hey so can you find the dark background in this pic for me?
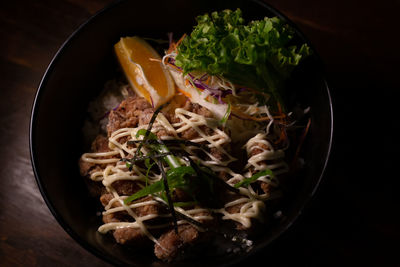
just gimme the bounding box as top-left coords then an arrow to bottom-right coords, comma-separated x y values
0,0 -> 397,266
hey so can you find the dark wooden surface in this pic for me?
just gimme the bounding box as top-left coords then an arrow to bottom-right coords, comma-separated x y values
0,0 -> 397,266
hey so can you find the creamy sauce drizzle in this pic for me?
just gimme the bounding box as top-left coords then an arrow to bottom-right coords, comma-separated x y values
81,106 -> 288,243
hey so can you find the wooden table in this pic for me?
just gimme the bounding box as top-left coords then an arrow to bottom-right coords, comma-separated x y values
0,0 -> 397,266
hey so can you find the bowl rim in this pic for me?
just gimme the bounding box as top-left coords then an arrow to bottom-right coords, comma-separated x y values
29,0 -> 333,265
29,0 -> 132,265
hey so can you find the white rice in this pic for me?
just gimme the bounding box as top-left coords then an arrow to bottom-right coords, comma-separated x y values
82,79 -> 131,146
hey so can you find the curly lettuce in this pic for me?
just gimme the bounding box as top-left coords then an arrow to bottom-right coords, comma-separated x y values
175,9 -> 311,107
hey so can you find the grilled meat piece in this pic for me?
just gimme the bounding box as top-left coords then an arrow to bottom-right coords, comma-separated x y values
154,224 -> 199,261
107,96 -> 151,136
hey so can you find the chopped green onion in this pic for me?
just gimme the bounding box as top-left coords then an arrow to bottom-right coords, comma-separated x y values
124,180 -> 164,204
156,158 -> 178,233
136,129 -> 181,169
133,102 -> 168,160
123,166 -> 196,204
219,102 -> 231,126
234,169 -> 275,188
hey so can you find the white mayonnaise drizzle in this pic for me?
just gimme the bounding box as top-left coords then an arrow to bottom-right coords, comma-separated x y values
81,104 -> 288,243
244,133 -> 288,175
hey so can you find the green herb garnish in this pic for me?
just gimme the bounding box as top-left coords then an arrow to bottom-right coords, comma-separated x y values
219,102 -> 231,126
135,129 -> 181,169
234,169 -> 275,188
124,166 -> 197,204
175,9 -> 311,110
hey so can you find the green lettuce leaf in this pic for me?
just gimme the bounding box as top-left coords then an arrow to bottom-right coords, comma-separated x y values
175,9 -> 311,107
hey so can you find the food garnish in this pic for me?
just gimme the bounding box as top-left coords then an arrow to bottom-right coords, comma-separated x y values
114,36 -> 175,108
79,8 -> 312,262
165,8 -> 311,117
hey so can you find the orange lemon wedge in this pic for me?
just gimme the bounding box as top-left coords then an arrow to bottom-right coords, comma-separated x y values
114,36 -> 175,108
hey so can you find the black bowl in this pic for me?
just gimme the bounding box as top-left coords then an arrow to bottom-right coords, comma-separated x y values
30,0 -> 333,266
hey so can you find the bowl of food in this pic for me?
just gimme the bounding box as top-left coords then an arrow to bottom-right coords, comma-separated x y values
30,0 -> 333,266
